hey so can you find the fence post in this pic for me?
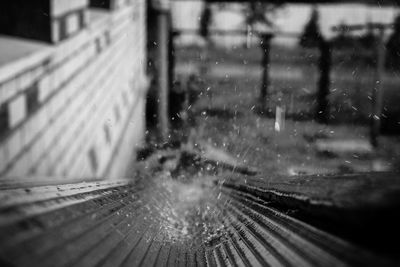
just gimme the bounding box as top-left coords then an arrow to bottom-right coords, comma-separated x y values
316,38 -> 331,123
259,33 -> 274,112
370,28 -> 386,148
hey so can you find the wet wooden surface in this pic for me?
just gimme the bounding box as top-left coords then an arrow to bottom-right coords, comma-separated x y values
0,175 -> 395,266
224,172 -> 400,210
0,173 -> 398,267
223,172 -> 400,258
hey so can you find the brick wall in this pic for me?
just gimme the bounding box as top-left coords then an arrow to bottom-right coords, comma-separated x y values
0,0 -> 148,183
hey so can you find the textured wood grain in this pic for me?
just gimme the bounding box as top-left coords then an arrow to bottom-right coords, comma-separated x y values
0,174 -> 396,267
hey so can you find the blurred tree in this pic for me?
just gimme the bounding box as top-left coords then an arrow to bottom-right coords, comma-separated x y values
385,14 -> 400,72
316,38 -> 331,124
243,2 -> 283,28
240,2 -> 283,112
298,7 -> 332,123
299,7 -> 323,48
199,3 -> 213,42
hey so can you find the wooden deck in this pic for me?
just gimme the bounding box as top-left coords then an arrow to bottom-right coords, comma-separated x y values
0,173 -> 398,267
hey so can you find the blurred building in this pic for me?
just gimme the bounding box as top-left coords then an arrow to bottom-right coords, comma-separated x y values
0,0 -> 148,183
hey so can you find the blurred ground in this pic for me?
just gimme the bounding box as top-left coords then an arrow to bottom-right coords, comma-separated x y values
172,45 -> 400,176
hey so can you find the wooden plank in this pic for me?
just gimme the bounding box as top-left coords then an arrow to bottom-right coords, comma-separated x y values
223,172 -> 400,211
222,172 -> 400,258
0,174 -> 397,266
